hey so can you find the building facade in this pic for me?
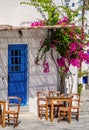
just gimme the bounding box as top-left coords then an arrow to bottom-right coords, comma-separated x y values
0,0 -> 84,115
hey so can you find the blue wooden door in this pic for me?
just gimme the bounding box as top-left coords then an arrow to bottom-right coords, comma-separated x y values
8,44 -> 28,105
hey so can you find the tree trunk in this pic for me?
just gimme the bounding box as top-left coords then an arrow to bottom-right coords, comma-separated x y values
58,73 -> 66,94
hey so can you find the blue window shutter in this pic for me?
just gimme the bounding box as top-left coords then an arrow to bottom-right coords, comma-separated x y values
72,3 -> 75,7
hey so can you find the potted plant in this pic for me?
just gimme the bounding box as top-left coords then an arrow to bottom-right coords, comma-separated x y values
78,83 -> 83,94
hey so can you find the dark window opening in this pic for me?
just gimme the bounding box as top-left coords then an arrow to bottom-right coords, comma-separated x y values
83,76 -> 88,84
72,3 -> 75,7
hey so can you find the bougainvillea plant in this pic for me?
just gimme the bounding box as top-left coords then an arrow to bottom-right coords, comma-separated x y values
34,19 -> 89,72
21,0 -> 89,93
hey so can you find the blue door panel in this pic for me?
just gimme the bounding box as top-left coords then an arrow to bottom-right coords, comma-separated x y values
8,44 -> 28,105
9,73 -> 27,81
8,83 -> 27,104
82,76 -> 88,84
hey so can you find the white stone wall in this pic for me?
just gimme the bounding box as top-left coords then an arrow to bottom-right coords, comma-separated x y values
0,0 -> 44,26
0,45 -> 8,101
0,28 -> 79,116
0,28 -> 58,115
0,0 -> 80,115
0,0 -> 82,26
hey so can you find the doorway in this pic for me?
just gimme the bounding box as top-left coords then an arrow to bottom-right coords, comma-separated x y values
8,44 -> 28,105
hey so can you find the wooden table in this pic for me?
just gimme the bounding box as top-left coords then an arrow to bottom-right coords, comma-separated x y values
0,100 -> 6,127
45,96 -> 72,122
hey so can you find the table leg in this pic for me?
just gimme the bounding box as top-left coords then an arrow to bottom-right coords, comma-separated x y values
1,103 -> 6,127
69,109 -> 71,123
45,100 -> 48,120
0,106 -> 2,124
50,101 -> 54,122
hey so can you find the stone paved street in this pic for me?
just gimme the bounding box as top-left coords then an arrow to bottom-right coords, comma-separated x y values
1,90 -> 89,130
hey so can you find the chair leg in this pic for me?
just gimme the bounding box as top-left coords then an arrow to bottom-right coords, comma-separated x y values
38,107 -> 40,118
16,115 -> 18,127
38,106 -> 41,119
54,106 -> 59,118
76,111 -> 79,121
14,114 -> 16,128
8,114 -> 10,126
38,107 -> 42,119
57,110 -> 60,122
67,112 -> 70,123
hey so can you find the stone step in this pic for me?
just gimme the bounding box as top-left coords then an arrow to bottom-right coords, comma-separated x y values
20,105 -> 29,112
19,111 -> 37,119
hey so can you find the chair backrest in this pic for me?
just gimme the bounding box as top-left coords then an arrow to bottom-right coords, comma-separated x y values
59,96 -> 72,111
60,96 -> 72,109
37,91 -> 49,105
58,96 -> 72,123
49,90 -> 60,97
37,91 -> 49,98
72,93 -> 80,108
7,96 -> 22,113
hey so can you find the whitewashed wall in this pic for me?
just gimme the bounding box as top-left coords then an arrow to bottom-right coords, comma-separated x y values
0,0 -> 82,26
0,0 -> 62,26
0,0 -> 79,116
0,0 -> 44,26
0,41 -> 8,101
0,28 -> 58,115
0,28 -> 78,116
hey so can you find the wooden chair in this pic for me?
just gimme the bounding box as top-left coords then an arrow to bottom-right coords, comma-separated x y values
0,106 -> 2,124
49,90 -> 60,97
49,90 -> 60,117
37,91 -> 49,119
71,93 -> 80,121
5,96 -> 22,128
57,96 -> 72,123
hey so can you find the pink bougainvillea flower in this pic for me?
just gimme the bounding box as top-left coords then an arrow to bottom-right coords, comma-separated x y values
69,33 -> 73,37
78,43 -> 84,49
50,44 -> 55,48
34,17 -> 89,74
78,51 -> 85,60
64,67 -> 69,73
39,20 -> 46,26
87,49 -> 89,53
58,17 -> 68,25
78,51 -> 89,62
62,16 -> 68,24
43,68 -> 49,73
31,21 -> 39,26
58,20 -> 62,24
57,57 -> 65,67
31,20 -> 46,27
87,42 -> 89,47
70,58 -> 80,68
63,16 -> 68,22
31,22 -> 34,27
69,42 -> 78,52
43,61 -> 49,67
43,61 -> 49,73
83,53 -> 89,61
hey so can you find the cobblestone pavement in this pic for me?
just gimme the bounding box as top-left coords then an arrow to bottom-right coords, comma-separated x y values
1,90 -> 89,130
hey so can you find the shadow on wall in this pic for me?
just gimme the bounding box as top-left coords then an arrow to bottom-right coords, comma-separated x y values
0,76 -> 7,101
